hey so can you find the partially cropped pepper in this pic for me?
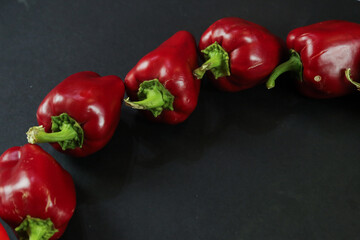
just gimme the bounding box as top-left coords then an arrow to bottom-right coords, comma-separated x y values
0,219 -> 11,240
193,17 -> 285,91
0,144 -> 76,240
124,31 -> 200,124
0,218 -> 17,240
267,20 -> 360,98
26,71 -> 125,157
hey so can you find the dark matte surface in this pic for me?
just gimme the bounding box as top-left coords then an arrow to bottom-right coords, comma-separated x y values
1,0 -> 360,239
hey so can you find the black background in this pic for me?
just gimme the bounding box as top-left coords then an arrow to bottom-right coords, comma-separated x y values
1,0 -> 360,239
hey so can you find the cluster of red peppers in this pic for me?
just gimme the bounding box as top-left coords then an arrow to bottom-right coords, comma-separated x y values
0,17 -> 359,239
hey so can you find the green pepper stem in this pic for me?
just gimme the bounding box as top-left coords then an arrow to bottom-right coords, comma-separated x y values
193,42 -> 231,80
27,124 -> 77,144
26,113 -> 84,151
124,88 -> 165,110
193,54 -> 223,79
266,49 -> 303,89
15,216 -> 58,240
124,79 -> 174,118
345,68 -> 360,90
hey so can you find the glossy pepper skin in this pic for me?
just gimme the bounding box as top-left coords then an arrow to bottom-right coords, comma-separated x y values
193,17 -> 284,92
267,20 -> 360,98
0,144 -> 76,240
124,31 -> 200,124
27,71 -> 125,157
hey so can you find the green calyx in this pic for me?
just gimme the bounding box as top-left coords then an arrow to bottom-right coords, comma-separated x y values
193,41 -> 231,79
26,113 -> 84,150
345,68 -> 360,90
15,215 -> 58,240
266,49 -> 303,89
124,79 -> 174,117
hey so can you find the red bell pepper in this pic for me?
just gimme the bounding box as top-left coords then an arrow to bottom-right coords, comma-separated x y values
193,17 -> 284,92
0,144 -> 76,240
26,71 -> 125,157
124,31 -> 200,124
0,220 -> 10,240
266,20 -> 360,98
